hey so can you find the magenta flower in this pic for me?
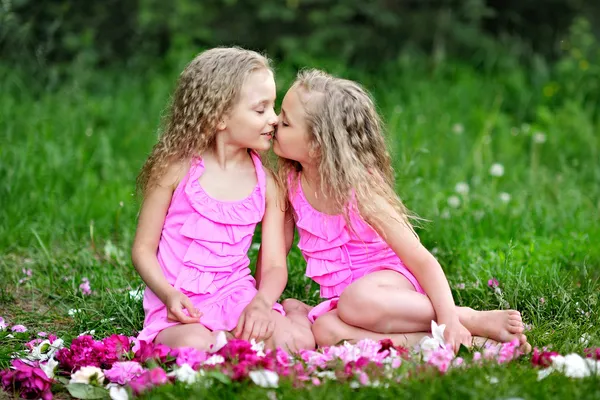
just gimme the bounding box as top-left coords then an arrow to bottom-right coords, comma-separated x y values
0,359 -> 53,400
0,317 -> 6,330
128,368 -> 169,395
133,340 -> 171,363
22,268 -> 32,276
171,347 -> 207,369
487,278 -> 499,288
79,278 -> 92,296
104,361 -> 145,385
11,325 -> 27,333
584,348 -> 600,360
532,348 -> 560,367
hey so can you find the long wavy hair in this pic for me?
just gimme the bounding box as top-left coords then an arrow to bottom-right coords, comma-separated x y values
137,47 -> 272,195
278,69 -> 416,232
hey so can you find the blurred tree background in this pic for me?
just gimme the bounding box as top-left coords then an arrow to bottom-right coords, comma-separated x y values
2,0 -> 599,73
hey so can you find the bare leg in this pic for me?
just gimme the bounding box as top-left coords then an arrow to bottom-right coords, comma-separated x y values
155,323 -> 224,351
312,310 -> 430,347
313,310 -> 501,349
336,270 -> 528,346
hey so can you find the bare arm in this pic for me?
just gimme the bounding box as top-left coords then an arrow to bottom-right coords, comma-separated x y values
253,171 -> 289,307
364,196 -> 458,324
256,206 -> 295,287
131,161 -> 199,323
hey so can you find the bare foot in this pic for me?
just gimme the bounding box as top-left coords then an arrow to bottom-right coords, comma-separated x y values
460,308 -> 528,345
282,298 -> 313,315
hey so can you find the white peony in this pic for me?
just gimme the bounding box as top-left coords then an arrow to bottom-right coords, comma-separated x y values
40,358 -> 59,379
168,363 -> 201,384
69,366 -> 105,385
250,339 -> 266,357
249,370 -> 279,388
107,384 -> 129,400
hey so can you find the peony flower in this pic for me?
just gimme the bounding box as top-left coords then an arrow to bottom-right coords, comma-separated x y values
249,370 -> 279,388
168,364 -> 201,385
108,384 -> 129,400
487,278 -> 499,288
40,358 -> 59,380
250,339 -> 266,357
27,338 -> 65,361
128,367 -> 169,395
532,348 -> 559,368
11,325 -> 27,333
203,354 -> 225,366
70,365 -> 105,385
427,347 -> 454,373
172,347 -> 207,369
104,361 -> 145,385
0,359 -> 53,400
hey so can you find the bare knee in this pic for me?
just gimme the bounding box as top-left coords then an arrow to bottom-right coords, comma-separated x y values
337,287 -> 381,328
155,330 -> 214,351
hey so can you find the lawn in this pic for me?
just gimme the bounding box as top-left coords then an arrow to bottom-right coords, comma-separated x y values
0,59 -> 599,399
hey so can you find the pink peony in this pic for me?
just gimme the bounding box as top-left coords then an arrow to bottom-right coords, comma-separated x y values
171,347 -> 207,369
104,361 -> 145,385
496,339 -> 521,364
11,325 -> 28,333
427,347 -> 454,373
56,334 -> 129,372
0,359 -> 53,400
133,340 -> 171,363
128,367 -> 169,395
487,278 -> 499,288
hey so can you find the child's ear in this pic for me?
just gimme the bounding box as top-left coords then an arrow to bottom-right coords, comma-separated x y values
217,119 -> 227,131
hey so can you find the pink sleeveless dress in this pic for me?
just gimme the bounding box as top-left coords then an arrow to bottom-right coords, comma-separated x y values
288,174 -> 425,323
137,152 -> 284,344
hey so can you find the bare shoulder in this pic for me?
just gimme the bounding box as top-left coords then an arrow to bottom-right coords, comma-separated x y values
157,159 -> 191,190
263,168 -> 286,208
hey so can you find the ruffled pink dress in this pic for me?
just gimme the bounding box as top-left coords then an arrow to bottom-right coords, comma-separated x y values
288,174 -> 425,323
137,151 -> 284,344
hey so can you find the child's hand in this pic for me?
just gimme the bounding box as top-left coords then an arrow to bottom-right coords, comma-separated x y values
234,296 -> 274,342
442,318 -> 472,353
165,290 -> 202,324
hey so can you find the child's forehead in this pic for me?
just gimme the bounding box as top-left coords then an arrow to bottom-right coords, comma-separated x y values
238,69 -> 276,101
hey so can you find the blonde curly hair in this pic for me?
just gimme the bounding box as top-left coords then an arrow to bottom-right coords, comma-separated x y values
137,47 -> 272,195
279,69 -> 416,231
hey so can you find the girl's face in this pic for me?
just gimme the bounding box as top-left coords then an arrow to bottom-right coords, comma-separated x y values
273,85 -> 314,164
221,68 -> 278,152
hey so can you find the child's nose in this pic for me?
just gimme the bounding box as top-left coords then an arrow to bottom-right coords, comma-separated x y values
268,109 -> 278,126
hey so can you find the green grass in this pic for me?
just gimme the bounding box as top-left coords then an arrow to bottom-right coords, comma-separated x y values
0,59 -> 599,398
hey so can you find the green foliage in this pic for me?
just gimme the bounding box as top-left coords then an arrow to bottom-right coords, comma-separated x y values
2,0 -> 599,72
